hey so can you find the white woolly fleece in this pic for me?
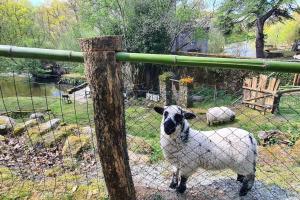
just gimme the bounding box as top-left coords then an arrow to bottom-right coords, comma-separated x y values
206,106 -> 235,125
160,107 -> 257,178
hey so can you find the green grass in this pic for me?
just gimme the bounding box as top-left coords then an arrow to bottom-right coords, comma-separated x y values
125,106 -> 162,162
190,85 -> 300,143
1,93 -> 300,196
1,93 -> 300,161
192,85 -> 238,109
0,167 -> 107,200
0,97 -> 93,125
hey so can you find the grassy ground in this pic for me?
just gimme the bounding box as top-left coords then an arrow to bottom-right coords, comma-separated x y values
1,93 -> 300,160
1,92 -> 300,198
0,96 -> 94,125
0,167 -> 107,199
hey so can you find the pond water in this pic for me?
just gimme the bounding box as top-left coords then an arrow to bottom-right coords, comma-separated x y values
224,41 -> 256,58
0,75 -> 65,97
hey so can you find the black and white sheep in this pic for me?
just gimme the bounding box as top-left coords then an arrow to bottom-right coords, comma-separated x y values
206,106 -> 235,126
154,105 -> 257,196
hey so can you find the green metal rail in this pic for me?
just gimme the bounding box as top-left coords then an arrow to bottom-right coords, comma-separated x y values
1,45 -> 300,73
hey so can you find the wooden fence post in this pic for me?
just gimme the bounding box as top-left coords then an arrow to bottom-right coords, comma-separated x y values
80,36 -> 136,200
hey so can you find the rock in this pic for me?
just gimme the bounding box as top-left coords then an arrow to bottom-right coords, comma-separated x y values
63,157 -> 78,170
42,124 -> 80,147
30,112 -> 45,122
0,125 -> 7,135
25,119 -> 40,127
258,130 -> 291,146
127,135 -> 152,154
0,135 -> 6,142
13,124 -> 27,136
0,116 -> 16,135
128,150 -> 151,165
62,135 -> 90,157
81,126 -> 94,135
27,118 -> 61,146
44,118 -> 61,129
13,119 -> 39,136
191,95 -> 204,102
293,54 -> 300,60
258,131 -> 269,140
28,118 -> 61,136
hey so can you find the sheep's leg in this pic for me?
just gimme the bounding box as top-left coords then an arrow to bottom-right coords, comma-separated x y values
169,166 -> 179,189
237,174 -> 245,183
239,174 -> 255,196
176,176 -> 188,193
169,173 -> 178,189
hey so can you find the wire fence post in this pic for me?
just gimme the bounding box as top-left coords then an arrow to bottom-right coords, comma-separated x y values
80,36 -> 136,200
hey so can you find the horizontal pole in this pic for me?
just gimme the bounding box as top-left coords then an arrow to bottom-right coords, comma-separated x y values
116,52 -> 300,73
0,45 -> 84,62
277,88 -> 300,95
1,45 -> 300,73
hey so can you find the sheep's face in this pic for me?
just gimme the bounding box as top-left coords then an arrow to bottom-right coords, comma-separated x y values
154,105 -> 196,135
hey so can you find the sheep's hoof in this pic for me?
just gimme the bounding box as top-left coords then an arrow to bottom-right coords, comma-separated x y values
237,174 -> 245,183
169,182 -> 177,189
239,188 -> 249,196
176,185 -> 186,193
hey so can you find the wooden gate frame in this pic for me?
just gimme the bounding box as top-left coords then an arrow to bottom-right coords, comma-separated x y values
242,75 -> 281,113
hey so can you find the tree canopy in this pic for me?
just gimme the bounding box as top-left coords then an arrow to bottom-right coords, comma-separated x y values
217,0 -> 300,57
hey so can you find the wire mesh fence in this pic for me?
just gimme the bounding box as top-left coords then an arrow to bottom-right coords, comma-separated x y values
1,64 -> 300,200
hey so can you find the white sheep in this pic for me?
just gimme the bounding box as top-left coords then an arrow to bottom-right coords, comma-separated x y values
154,105 -> 257,196
206,106 -> 235,126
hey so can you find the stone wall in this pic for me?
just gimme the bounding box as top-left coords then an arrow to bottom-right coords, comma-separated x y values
159,76 -> 193,108
178,83 -> 193,108
159,80 -> 172,106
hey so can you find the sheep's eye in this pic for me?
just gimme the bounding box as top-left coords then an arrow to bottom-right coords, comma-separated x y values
164,111 -> 169,119
174,114 -> 183,122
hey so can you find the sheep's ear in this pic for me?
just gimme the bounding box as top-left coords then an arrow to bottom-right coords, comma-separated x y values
154,106 -> 164,115
184,112 -> 196,120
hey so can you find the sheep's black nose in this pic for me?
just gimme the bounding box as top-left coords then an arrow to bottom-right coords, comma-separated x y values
164,120 -> 176,135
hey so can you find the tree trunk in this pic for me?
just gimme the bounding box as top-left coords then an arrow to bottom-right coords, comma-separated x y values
145,64 -> 161,91
256,19 -> 265,58
80,36 -> 136,200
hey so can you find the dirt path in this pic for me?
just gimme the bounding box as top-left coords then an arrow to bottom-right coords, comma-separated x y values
71,86 -> 90,104
131,163 -> 300,200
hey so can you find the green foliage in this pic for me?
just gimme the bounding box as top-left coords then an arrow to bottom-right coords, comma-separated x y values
0,0 -> 35,46
0,0 -> 207,75
159,72 -> 174,81
216,0 -> 300,57
217,0 -> 300,35
265,13 -> 300,46
124,0 -> 173,53
208,26 -> 225,53
193,28 -> 209,40
192,85 -> 237,108
0,57 -> 44,74
225,31 -> 255,44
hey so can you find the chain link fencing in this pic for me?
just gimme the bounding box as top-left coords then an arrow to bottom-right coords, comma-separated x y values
0,63 -> 300,200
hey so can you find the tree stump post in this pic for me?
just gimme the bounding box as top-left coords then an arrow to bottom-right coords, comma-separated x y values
80,36 -> 136,200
